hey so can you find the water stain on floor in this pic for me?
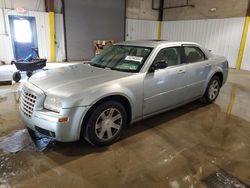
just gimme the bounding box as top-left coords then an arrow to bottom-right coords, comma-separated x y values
0,129 -> 35,154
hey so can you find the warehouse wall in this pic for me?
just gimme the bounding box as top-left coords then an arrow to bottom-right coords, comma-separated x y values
126,0 -> 250,70
55,14 -> 65,62
126,19 -> 158,40
126,18 -> 245,68
0,8 -> 65,63
126,0 -> 158,20
0,9 -> 50,63
0,0 -> 62,13
164,0 -> 248,21
64,0 -> 125,61
0,0 -> 46,12
242,26 -> 250,71
126,0 -> 248,21
161,18 -> 245,68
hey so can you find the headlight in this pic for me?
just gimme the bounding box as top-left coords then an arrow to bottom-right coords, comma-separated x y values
44,96 -> 62,113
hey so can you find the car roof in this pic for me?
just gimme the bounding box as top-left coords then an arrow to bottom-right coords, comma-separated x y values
115,40 -> 199,48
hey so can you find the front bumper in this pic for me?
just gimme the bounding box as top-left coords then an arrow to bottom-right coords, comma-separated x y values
19,107 -> 87,142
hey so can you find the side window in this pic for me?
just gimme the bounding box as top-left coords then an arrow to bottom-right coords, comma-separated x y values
184,46 -> 206,63
154,47 -> 181,67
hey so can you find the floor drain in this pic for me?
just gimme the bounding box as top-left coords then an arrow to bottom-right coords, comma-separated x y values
202,169 -> 250,188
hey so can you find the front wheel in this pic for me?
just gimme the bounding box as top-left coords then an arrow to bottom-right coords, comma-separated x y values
200,76 -> 221,104
83,101 -> 127,146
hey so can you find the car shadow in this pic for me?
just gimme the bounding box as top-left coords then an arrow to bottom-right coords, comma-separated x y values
47,100 -> 207,157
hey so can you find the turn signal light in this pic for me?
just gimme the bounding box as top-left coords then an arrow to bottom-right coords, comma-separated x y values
58,117 -> 69,123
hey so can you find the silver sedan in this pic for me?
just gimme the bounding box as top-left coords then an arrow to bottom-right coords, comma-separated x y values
19,41 -> 228,146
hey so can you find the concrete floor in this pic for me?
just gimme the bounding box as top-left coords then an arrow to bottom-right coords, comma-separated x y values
0,67 -> 250,187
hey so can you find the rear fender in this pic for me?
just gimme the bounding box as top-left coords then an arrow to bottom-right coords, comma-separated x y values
202,66 -> 224,94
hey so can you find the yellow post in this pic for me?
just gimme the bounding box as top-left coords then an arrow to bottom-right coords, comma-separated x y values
49,12 -> 56,62
236,16 -> 250,70
157,21 -> 162,40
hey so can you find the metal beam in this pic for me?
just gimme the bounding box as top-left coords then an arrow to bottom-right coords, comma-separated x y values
158,0 -> 164,21
152,0 -> 194,11
247,0 -> 250,16
45,0 -> 55,12
157,0 -> 164,40
61,0 -> 68,61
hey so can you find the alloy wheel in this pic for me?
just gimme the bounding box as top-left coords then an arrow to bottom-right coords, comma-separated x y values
208,80 -> 220,100
95,108 -> 122,141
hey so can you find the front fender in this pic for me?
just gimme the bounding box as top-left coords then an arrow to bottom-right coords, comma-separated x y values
61,73 -> 144,122
82,84 -> 136,109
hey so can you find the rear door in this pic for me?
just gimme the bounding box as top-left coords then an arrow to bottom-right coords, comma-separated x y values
183,45 -> 212,100
143,46 -> 188,116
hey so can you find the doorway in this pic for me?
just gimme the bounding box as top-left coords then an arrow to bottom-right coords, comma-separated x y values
9,15 -> 38,60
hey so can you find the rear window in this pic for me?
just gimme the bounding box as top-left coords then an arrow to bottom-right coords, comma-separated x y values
184,46 -> 206,63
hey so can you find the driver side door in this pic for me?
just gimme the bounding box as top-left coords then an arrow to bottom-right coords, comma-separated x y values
143,46 -> 188,116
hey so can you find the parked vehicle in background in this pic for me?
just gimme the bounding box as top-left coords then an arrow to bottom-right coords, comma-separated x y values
19,40 -> 228,146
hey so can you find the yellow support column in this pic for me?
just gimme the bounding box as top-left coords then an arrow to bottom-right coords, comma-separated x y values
157,21 -> 162,40
49,12 -> 56,62
236,16 -> 250,70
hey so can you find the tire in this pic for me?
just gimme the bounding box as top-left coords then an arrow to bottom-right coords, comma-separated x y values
84,101 -> 127,146
26,71 -> 33,78
12,72 -> 21,82
200,75 -> 221,104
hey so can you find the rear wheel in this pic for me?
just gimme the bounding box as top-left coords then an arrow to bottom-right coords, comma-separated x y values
84,101 -> 127,146
200,76 -> 221,104
12,72 -> 21,82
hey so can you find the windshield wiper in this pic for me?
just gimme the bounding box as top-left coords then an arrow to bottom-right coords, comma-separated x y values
90,63 -> 106,68
110,67 -> 136,73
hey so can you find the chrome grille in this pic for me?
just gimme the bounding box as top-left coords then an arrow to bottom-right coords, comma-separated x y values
20,87 -> 37,117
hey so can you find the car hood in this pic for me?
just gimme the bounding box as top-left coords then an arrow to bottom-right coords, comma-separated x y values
29,64 -> 132,97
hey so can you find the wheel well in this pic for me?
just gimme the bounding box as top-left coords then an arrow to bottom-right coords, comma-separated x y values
212,72 -> 223,85
80,95 -> 132,135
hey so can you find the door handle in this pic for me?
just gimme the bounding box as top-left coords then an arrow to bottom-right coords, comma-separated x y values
178,70 -> 186,74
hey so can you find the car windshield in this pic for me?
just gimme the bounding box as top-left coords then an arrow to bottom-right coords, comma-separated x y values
90,45 -> 153,73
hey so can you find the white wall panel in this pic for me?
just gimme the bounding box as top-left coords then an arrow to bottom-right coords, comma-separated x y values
241,23 -> 250,71
126,19 -> 158,41
0,11 -> 66,63
55,14 -> 65,62
0,0 -> 46,12
0,9 -> 5,34
30,10 -> 50,60
0,8 -> 51,63
161,18 -> 245,68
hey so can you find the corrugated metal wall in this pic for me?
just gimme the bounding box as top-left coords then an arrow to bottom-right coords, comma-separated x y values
161,18 -> 245,68
126,19 -> 158,41
0,8 -> 65,63
0,0 -> 46,12
241,23 -> 250,71
126,18 -> 246,69
55,14 -> 65,62
0,9 -> 14,63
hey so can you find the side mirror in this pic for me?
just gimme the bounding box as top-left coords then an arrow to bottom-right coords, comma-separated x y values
149,60 -> 168,72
